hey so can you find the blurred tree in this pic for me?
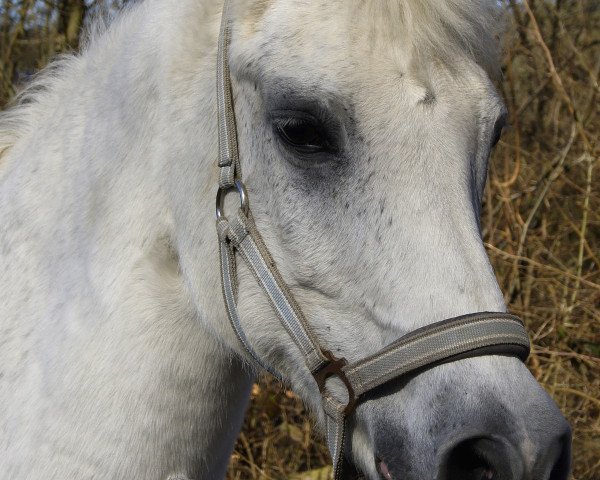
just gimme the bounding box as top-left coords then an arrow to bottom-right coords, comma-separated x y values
57,0 -> 88,51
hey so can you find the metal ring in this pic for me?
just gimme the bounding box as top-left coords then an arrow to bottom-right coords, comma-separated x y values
313,350 -> 357,415
216,179 -> 249,220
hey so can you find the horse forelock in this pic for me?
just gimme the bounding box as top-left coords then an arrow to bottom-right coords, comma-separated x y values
235,0 -> 503,78
360,0 -> 504,76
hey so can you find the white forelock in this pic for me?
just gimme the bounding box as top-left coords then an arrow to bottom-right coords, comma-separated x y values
358,0 -> 503,73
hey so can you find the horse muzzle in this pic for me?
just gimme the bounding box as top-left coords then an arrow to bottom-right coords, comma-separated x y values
356,357 -> 571,480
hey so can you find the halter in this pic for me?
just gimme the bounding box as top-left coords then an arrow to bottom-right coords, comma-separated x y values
213,2 -> 530,478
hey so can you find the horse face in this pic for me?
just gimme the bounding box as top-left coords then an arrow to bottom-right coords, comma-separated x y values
225,1 -> 571,478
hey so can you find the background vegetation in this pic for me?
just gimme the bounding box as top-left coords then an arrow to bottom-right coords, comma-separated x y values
1,0 -> 598,479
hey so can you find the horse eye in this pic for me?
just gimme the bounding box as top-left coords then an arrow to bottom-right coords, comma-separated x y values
274,116 -> 331,154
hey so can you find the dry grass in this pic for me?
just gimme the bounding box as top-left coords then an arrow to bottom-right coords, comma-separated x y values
1,1 -> 598,479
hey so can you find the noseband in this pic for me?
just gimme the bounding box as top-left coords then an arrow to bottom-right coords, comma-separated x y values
213,2 -> 530,478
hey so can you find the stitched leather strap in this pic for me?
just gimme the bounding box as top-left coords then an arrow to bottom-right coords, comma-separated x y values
216,0 -> 239,188
218,213 -> 329,373
344,312 -> 529,397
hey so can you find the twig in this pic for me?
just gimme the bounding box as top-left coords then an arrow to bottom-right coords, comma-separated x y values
531,346 -> 600,365
522,0 -> 594,154
570,153 -> 595,310
508,125 -> 576,298
553,386 -> 600,408
485,243 -> 600,292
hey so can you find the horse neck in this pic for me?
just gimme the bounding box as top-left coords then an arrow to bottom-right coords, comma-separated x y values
0,1 -> 253,477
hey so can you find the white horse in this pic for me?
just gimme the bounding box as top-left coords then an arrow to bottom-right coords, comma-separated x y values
0,0 -> 571,479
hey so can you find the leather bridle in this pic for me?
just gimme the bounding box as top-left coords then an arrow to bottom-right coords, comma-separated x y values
213,2 -> 530,478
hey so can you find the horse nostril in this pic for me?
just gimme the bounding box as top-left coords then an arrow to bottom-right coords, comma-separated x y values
444,437 -> 516,480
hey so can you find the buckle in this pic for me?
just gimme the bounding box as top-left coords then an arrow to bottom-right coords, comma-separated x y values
313,350 -> 357,415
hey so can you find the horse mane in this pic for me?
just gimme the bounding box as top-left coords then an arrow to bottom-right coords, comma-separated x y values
0,57 -> 74,160
0,6 -> 128,162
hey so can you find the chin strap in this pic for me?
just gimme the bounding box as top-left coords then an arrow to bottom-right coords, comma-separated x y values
213,2 -> 530,479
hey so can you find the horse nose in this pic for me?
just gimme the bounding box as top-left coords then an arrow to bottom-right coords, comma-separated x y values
367,359 -> 572,480
442,428 -> 571,480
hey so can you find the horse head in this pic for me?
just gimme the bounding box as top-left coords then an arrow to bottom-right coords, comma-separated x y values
203,1 -> 571,478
